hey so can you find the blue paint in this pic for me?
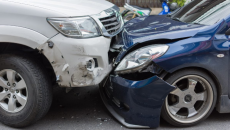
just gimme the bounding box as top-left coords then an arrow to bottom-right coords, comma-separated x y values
115,15 -> 205,63
101,76 -> 175,128
103,1 -> 230,128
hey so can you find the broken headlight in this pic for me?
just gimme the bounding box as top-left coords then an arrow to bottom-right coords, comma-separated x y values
115,45 -> 169,74
47,17 -> 101,38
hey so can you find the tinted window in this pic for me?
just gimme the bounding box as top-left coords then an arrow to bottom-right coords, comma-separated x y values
171,0 -> 230,25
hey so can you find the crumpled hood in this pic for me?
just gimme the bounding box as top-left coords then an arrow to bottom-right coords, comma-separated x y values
3,0 -> 114,16
116,15 -> 206,49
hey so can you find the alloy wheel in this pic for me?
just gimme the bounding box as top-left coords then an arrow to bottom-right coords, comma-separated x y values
0,69 -> 28,113
165,75 -> 213,123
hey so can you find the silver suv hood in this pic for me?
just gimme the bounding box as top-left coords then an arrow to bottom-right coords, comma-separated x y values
3,0 -> 115,16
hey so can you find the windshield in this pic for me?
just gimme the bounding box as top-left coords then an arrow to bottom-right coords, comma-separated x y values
170,0 -> 230,25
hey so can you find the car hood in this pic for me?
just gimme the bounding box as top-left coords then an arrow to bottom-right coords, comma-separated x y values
114,15 -> 206,49
4,0 -> 114,16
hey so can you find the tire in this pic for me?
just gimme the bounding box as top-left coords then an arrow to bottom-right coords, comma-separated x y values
161,69 -> 217,127
0,53 -> 52,128
123,13 -> 136,23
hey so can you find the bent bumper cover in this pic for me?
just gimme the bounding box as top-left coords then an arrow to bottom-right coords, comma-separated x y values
100,85 -> 149,129
38,34 -> 113,87
100,75 -> 175,128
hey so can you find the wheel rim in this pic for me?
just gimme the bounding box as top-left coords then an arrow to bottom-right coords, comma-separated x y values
165,75 -> 213,124
0,69 -> 28,113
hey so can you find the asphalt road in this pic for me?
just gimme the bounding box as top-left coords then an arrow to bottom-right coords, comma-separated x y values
0,86 -> 230,130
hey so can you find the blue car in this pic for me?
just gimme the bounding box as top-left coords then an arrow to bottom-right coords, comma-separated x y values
100,0 -> 230,128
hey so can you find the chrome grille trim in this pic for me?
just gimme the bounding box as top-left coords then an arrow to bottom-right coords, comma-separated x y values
107,23 -> 121,32
100,16 -> 117,23
91,5 -> 124,37
104,22 -> 119,27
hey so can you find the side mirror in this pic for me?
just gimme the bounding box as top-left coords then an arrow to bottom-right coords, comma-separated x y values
226,28 -> 230,35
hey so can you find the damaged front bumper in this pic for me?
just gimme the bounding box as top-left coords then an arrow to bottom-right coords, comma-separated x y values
38,34 -> 115,87
100,75 -> 175,128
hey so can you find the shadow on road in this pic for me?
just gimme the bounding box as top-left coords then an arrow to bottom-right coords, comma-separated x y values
2,86 -> 230,130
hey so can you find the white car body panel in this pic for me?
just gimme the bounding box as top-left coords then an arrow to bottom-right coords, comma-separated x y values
0,25 -> 48,48
0,0 -> 119,87
0,0 -> 114,38
46,34 -> 113,87
3,0 -> 114,16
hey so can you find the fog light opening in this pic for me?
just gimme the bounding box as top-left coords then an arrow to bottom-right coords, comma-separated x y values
86,59 -> 95,71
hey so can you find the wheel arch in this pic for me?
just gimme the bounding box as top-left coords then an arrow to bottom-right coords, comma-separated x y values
0,42 -> 57,86
0,25 -> 49,49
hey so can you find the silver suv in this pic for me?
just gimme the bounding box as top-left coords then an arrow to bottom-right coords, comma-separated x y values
0,0 -> 123,127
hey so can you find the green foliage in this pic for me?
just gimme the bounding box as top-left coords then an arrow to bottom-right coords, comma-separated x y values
171,0 -> 186,7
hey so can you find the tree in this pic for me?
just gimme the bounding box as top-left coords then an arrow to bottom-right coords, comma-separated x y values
171,0 -> 186,7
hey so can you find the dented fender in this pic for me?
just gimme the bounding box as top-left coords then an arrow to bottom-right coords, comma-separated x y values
37,41 -> 71,87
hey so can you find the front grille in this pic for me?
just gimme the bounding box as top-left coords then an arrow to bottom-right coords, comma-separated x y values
99,14 -> 121,35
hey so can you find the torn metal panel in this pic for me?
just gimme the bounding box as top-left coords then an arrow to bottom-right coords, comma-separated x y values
44,34 -> 113,87
37,42 -> 105,87
140,62 -> 163,74
37,39 -> 110,87
37,41 -> 71,87
71,59 -> 103,86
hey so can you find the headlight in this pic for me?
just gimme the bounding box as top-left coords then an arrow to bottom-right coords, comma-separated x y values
115,44 -> 169,74
47,17 -> 101,38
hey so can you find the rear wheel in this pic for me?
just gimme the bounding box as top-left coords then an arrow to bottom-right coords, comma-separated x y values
0,53 -> 52,128
161,69 -> 217,127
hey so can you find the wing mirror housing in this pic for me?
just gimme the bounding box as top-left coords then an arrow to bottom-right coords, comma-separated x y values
226,28 -> 230,35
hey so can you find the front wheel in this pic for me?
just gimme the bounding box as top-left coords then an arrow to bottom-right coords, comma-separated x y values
161,69 -> 217,127
0,53 -> 52,128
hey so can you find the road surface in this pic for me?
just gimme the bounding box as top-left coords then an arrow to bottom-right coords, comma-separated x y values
0,86 -> 229,130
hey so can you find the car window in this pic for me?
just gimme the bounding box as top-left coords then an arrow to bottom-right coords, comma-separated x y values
170,0 -> 230,25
